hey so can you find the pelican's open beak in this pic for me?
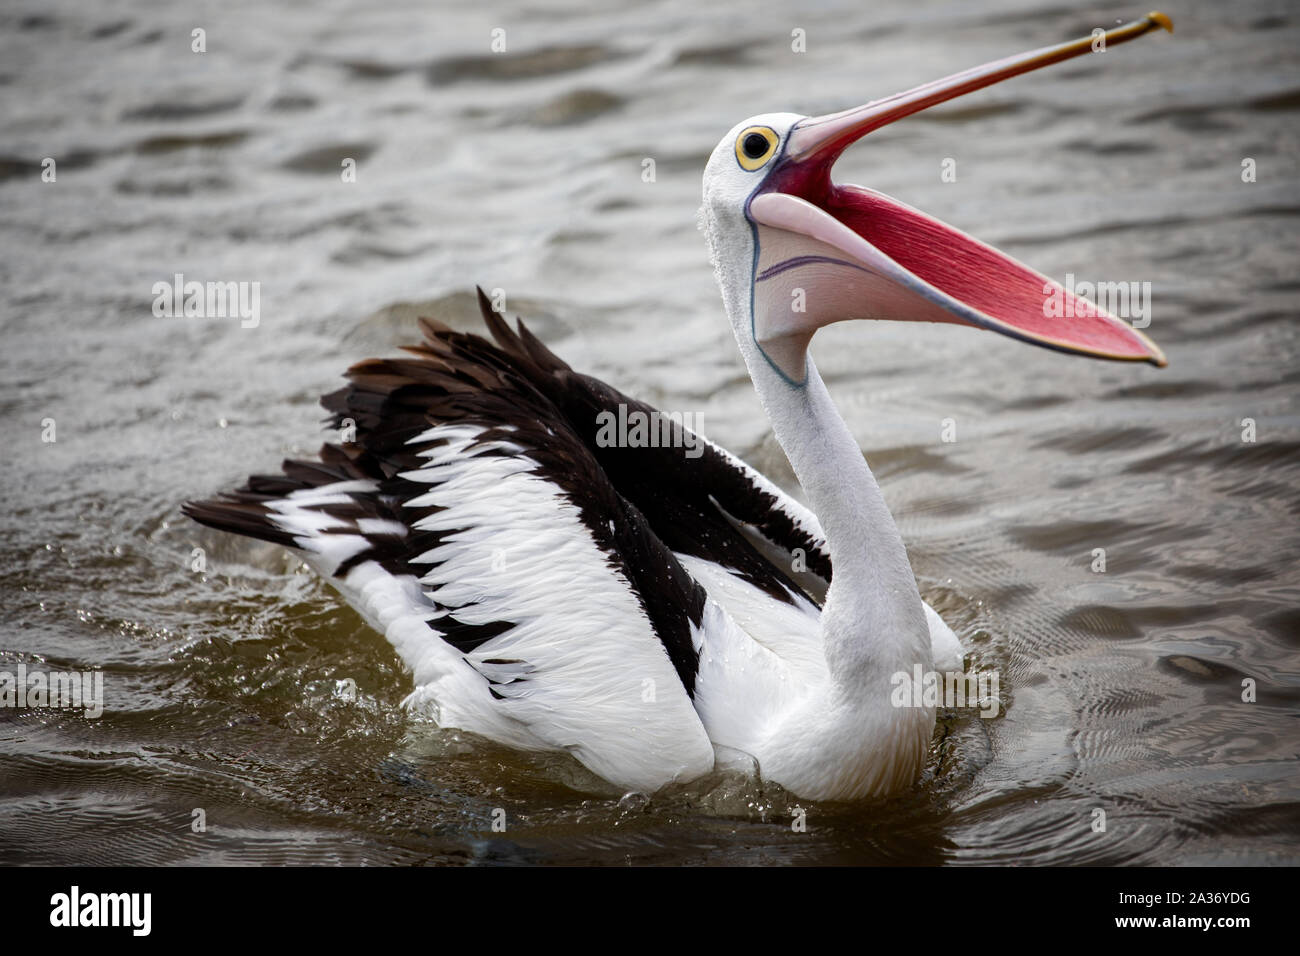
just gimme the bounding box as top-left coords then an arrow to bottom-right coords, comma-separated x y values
748,12 -> 1172,381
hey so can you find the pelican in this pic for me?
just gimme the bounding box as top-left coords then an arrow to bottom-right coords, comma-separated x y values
185,14 -> 1170,800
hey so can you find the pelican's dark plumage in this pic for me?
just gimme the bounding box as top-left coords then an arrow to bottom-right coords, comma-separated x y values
187,291 -> 836,698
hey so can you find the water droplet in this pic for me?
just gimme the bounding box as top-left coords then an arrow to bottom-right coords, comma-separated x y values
618,791 -> 650,812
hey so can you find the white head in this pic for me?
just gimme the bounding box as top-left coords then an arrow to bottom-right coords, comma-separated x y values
698,113 -> 802,377
699,111 -> 803,264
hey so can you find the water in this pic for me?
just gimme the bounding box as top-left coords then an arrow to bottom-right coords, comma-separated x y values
1,0 -> 1298,864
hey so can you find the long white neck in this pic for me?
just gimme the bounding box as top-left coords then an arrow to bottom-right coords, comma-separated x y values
751,349 -> 930,686
714,250 -> 931,691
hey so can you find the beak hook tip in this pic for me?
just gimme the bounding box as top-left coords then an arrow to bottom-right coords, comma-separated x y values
1148,11 -> 1174,33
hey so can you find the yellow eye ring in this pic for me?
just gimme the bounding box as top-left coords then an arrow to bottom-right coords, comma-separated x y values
735,126 -> 779,171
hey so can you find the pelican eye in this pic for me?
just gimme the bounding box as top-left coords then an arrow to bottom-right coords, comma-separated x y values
735,126 -> 778,171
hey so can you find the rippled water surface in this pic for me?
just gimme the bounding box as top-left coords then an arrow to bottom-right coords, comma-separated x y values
2,0 -> 1298,865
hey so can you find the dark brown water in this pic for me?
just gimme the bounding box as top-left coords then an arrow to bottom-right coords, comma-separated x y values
2,0 -> 1298,865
